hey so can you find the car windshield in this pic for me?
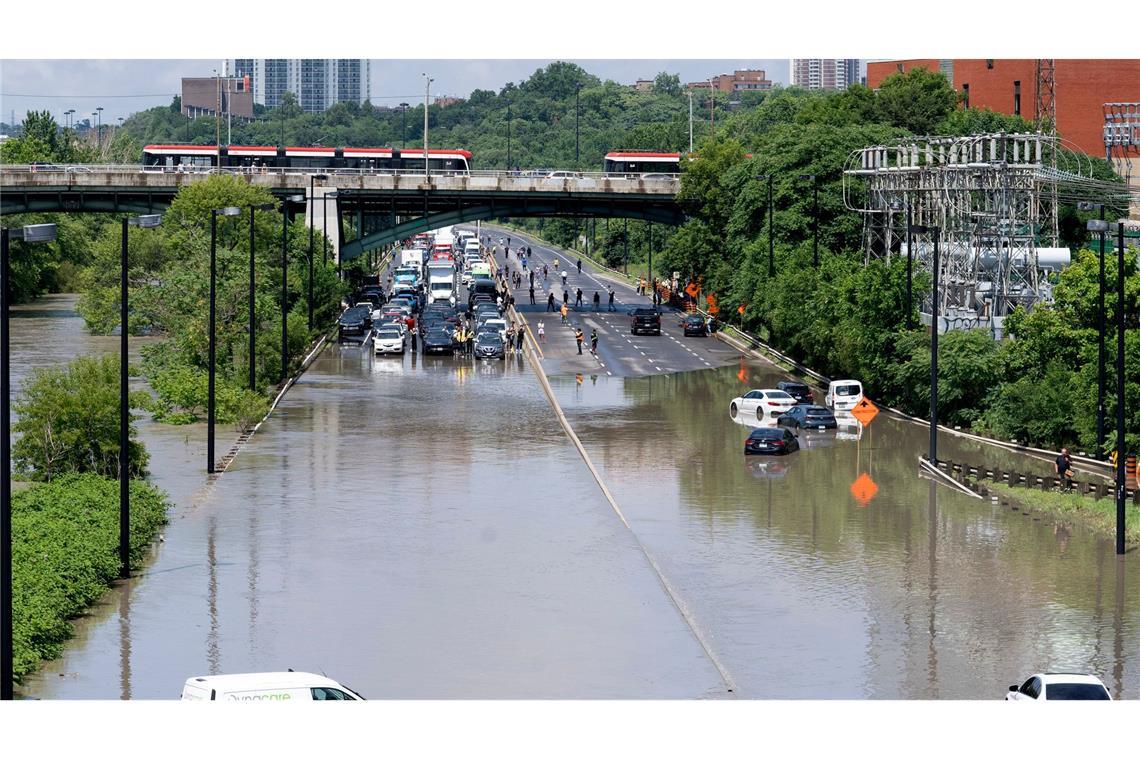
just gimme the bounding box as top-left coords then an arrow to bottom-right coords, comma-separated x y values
1045,683 -> 1111,700
376,330 -> 401,339
633,308 -> 657,316
430,282 -> 451,292
805,407 -> 831,416
836,384 -> 861,396
782,383 -> 809,393
477,335 -> 502,345
767,391 -> 793,399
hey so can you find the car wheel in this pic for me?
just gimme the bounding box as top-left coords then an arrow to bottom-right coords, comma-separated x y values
730,403 -> 738,419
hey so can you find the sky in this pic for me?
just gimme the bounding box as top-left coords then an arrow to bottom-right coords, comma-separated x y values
0,59 -> 797,126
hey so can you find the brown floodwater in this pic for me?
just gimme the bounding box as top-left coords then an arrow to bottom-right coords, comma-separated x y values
550,363 -> 1139,698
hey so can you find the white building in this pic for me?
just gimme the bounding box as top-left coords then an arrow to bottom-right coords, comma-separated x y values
225,59 -> 371,112
790,59 -> 861,91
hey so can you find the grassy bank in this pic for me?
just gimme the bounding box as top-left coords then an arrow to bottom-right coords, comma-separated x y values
982,480 -> 1140,546
12,474 -> 170,681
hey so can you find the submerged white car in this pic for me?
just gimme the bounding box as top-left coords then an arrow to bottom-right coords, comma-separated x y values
1005,673 -> 1112,701
372,326 -> 406,355
729,389 -> 796,421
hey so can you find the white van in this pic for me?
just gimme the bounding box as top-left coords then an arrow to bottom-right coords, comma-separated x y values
825,379 -> 864,411
181,672 -> 364,701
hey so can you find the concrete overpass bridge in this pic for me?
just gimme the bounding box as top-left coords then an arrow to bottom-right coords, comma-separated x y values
0,165 -> 686,261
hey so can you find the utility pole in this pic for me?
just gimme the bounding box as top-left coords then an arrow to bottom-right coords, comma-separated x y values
688,90 -> 693,153
575,83 -> 582,164
423,74 -> 433,178
1114,222 -> 1126,556
214,70 -> 221,168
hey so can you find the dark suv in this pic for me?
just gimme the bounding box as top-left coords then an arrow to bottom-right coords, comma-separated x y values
630,307 -> 661,336
338,305 -> 372,342
776,381 -> 814,405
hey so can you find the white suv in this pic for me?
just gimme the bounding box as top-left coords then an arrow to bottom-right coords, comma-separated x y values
1006,673 -> 1112,701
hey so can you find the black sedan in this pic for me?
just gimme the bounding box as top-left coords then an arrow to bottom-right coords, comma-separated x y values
776,405 -> 837,430
744,427 -> 799,455
776,380 -> 814,405
681,314 -> 707,337
337,305 -> 372,342
422,328 -> 457,355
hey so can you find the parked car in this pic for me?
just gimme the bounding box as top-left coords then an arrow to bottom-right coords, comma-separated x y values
422,328 -> 456,355
729,389 -> 797,421
181,672 -> 364,701
479,317 -> 508,342
1006,674 -> 1112,701
825,379 -> 864,411
681,314 -> 707,336
630,307 -> 661,335
337,305 -> 372,342
743,427 -> 800,455
776,380 -> 814,405
474,332 -> 506,360
372,326 -> 405,355
777,405 -> 837,430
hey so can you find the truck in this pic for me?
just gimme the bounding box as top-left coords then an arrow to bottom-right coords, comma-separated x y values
400,248 -> 425,275
426,262 -> 457,305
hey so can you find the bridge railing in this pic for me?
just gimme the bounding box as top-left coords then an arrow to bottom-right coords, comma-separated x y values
1,163 -> 680,186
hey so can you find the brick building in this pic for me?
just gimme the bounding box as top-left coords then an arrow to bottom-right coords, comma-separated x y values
686,69 -> 773,94
866,59 -> 1140,158
181,77 -> 253,119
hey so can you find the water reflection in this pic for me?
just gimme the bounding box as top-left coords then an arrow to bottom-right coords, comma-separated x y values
552,363 -> 1140,698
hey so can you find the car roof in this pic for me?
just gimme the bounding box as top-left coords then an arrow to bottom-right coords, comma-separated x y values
1038,673 -> 1107,685
184,672 -> 345,690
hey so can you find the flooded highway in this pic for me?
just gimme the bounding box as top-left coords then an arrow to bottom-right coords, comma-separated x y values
11,295 -> 1139,699
551,362 -> 1140,698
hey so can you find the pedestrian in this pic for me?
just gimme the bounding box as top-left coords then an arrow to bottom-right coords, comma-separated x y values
577,258 -> 582,274
411,329 -> 418,352
575,288 -> 583,308
575,327 -> 584,354
466,328 -> 474,356
516,326 -> 525,352
1055,447 -> 1074,492
593,291 -> 600,311
590,328 -> 598,354
527,246 -> 532,257
561,270 -> 568,287
543,265 -> 549,281
563,288 -> 569,306
561,302 -> 569,324
537,320 -> 546,342
608,287 -> 615,311
529,285 -> 536,305
506,324 -> 516,353
529,270 -> 535,287
553,258 -> 559,270
547,292 -> 556,311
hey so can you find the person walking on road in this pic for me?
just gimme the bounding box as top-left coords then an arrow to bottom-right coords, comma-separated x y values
592,291 -> 600,311
1055,448 -> 1074,492
529,285 -> 536,305
576,258 -> 582,274
560,302 -> 569,324
547,292 -> 556,311
589,328 -> 598,354
506,324 -> 516,353
537,320 -> 545,343
515,325 -> 525,352
575,288 -> 583,308
543,265 -> 549,281
562,288 -> 569,306
529,270 -> 535,287
553,258 -> 559,271
575,327 -> 584,354
561,270 -> 568,287
527,246 -> 532,258
607,286 -> 615,311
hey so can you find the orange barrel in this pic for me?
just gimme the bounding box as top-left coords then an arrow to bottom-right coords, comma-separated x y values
1127,454 -> 1137,487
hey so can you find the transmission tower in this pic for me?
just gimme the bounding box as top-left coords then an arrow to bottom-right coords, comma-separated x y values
1035,59 -> 1059,245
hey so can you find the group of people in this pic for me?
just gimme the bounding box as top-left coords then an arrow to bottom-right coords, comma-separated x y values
573,327 -> 599,355
449,317 -> 526,355
544,286 -> 616,314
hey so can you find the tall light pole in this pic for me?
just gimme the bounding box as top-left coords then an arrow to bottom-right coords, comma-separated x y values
423,74 -> 433,178
2,223 -> 57,701
248,203 -> 274,392
208,206 -> 241,474
506,99 -> 512,169
96,106 -> 104,149
120,215 -> 162,578
688,90 -> 694,154
282,195 -> 303,382
575,83 -> 582,164
1080,202 -> 1108,459
799,173 -> 819,267
913,225 -> 940,465
399,103 -> 409,150
708,80 -> 714,129
756,174 -> 774,278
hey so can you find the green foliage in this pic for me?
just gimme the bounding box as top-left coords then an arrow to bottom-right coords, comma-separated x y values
145,362 -> 268,431
12,474 -> 170,679
12,355 -> 149,482
875,67 -> 961,135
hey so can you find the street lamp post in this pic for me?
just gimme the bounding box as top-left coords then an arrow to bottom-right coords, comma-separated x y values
399,103 -> 409,150
799,174 -> 819,267
281,195 -> 303,382
208,207 -> 241,474
120,215 -> 162,579
1080,202 -> 1109,459
575,83 -> 582,164
688,90 -> 694,154
248,203 -> 274,392
913,225 -> 940,464
423,74 -> 433,178
506,100 -> 512,169
756,174 -> 774,278
96,106 -> 104,149
2,223 -> 57,701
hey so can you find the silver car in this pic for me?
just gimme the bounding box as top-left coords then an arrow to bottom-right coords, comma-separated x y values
372,326 -> 406,355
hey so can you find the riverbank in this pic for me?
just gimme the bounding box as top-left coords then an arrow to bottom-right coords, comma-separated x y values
982,480 -> 1140,546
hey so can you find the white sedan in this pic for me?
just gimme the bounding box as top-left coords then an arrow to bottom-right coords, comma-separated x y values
729,389 -> 797,421
1005,673 -> 1112,701
372,326 -> 406,355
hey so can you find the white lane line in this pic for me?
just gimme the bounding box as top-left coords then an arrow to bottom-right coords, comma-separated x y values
655,366 -> 663,372
606,371 -> 612,376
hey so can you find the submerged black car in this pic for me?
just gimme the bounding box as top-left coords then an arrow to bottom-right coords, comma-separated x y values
744,427 -> 800,455
338,305 -> 372,342
776,404 -> 837,430
681,314 -> 707,337
776,380 -> 814,405
474,333 -> 505,360
422,328 -> 456,355
630,307 -> 661,335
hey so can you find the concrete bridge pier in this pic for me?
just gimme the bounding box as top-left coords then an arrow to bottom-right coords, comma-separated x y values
305,185 -> 340,263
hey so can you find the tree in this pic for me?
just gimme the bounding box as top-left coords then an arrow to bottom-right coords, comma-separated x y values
13,355 -> 149,481
875,67 -> 961,135
653,72 -> 682,97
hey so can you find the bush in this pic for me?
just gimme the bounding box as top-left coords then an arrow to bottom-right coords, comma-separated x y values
12,474 -> 170,680
12,355 -> 149,481
146,362 -> 268,431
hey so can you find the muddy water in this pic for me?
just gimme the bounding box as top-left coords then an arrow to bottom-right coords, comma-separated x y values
20,337 -> 723,699
552,363 -> 1140,698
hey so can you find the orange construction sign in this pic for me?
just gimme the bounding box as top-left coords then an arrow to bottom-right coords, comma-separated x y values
706,293 -> 719,315
850,397 -> 879,426
685,282 -> 700,298
737,303 -> 746,315
850,473 -> 878,507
